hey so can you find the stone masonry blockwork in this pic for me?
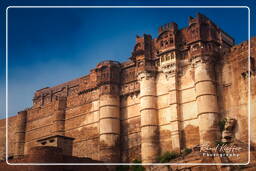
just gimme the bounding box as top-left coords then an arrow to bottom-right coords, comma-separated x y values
0,13 -> 255,164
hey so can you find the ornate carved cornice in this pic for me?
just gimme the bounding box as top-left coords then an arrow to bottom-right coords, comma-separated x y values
190,55 -> 215,68
120,81 -> 140,96
161,62 -> 177,79
137,71 -> 156,81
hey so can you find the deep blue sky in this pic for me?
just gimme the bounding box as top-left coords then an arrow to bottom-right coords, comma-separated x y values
0,0 -> 255,118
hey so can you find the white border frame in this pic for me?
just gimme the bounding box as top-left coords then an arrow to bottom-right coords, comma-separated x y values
5,6 -> 251,166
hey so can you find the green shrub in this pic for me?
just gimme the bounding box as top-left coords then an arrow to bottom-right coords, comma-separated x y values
130,159 -> 145,171
116,165 -> 129,171
219,118 -> 227,132
215,141 -> 229,146
182,148 -> 192,155
130,165 -> 145,171
156,151 -> 179,163
132,159 -> 142,163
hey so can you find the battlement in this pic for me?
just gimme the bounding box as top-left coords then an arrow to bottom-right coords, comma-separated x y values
96,60 -> 120,69
188,13 -> 212,26
120,60 -> 135,69
219,37 -> 255,58
222,37 -> 256,76
131,34 -> 153,60
158,22 -> 178,34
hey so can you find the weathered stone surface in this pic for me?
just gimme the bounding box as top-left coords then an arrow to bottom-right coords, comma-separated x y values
0,146 -> 108,171
0,13 -> 255,168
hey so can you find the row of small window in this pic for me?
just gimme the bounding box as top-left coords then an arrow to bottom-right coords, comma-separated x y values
154,52 -> 188,67
98,72 -> 117,79
160,38 -> 174,47
121,72 -> 135,81
163,33 -> 173,38
160,53 -> 175,62
190,29 -> 199,34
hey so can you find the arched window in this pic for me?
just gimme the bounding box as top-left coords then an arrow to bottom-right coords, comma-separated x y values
170,38 -> 174,44
160,41 -> 164,47
161,56 -> 165,62
171,53 -> 174,59
166,55 -> 170,61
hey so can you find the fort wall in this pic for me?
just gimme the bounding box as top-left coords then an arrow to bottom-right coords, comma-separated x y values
0,13 -> 255,163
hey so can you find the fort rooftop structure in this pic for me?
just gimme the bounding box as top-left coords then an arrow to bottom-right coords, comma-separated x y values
0,13 -> 255,164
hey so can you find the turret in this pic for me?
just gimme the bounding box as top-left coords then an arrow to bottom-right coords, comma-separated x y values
156,22 -> 182,153
132,34 -> 159,162
131,34 -> 155,74
96,60 -> 121,162
188,14 -> 221,146
156,22 -> 178,55
187,13 -> 234,49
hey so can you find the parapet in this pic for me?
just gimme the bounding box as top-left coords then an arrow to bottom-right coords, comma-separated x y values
96,60 -> 120,69
95,60 -> 121,87
158,22 -> 178,35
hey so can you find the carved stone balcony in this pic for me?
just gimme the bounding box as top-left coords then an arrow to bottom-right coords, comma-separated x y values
190,48 -> 217,58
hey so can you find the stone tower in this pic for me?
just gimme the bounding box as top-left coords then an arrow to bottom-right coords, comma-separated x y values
132,34 -> 159,163
188,14 -> 221,146
157,22 -> 182,152
96,61 -> 121,162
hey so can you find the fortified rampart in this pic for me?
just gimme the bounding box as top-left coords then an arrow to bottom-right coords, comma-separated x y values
0,13 -> 255,164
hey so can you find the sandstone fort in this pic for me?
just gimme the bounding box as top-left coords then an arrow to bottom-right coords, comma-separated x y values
0,13 -> 256,169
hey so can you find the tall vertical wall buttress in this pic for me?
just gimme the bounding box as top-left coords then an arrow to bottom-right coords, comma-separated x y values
192,56 -> 219,146
52,97 -> 67,136
138,71 -> 159,163
160,51 -> 181,152
14,110 -> 27,157
97,61 -> 121,162
99,86 -> 120,162
167,74 -> 181,151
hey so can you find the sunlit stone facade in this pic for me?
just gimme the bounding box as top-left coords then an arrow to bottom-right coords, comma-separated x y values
0,13 -> 255,164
